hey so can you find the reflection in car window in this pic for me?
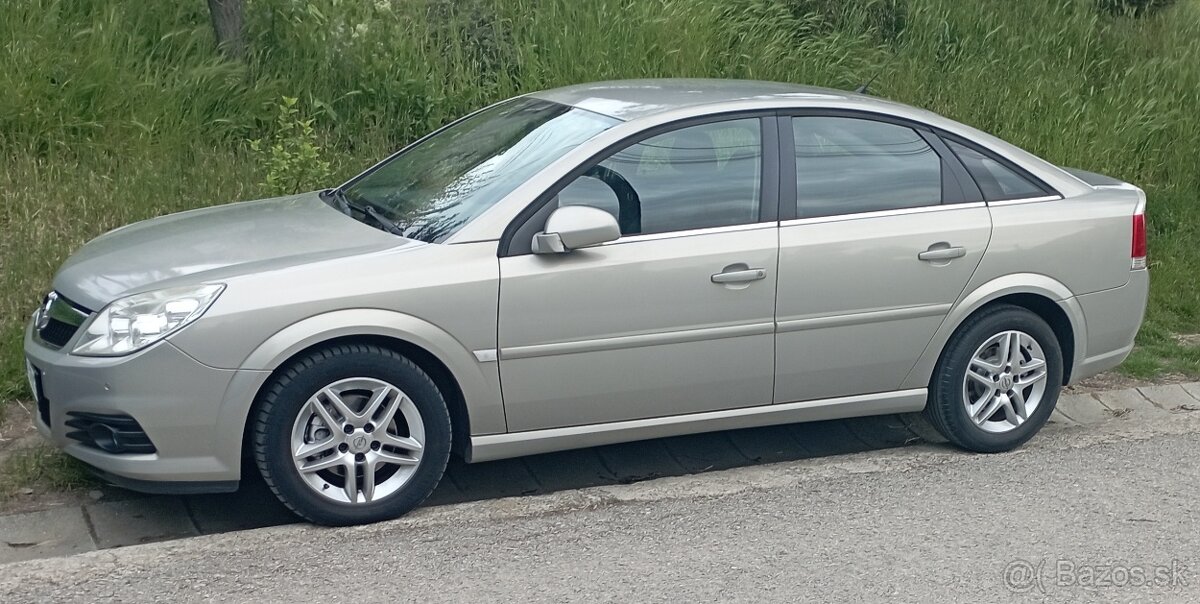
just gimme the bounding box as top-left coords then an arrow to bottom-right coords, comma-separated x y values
344,98 -> 618,243
558,119 -> 762,236
793,117 -> 942,218
946,140 -> 1045,201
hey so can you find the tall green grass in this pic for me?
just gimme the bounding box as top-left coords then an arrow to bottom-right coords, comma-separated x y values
2,0 -> 1199,402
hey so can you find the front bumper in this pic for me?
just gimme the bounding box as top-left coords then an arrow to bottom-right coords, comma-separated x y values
24,321 -> 249,488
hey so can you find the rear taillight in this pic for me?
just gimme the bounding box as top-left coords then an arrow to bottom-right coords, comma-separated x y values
1132,212 -> 1147,270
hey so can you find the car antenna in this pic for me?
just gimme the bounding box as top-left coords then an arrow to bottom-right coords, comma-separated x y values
853,71 -> 882,95
853,57 -> 895,95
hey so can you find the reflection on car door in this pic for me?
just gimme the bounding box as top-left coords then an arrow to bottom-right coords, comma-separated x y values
498,117 -> 781,432
774,115 -> 992,403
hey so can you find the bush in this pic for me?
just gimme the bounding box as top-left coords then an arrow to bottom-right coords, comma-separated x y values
249,96 -> 333,196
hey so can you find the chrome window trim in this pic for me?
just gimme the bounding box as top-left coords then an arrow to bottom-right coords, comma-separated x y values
598,221 -> 775,246
985,194 -> 1063,207
779,201 -> 986,227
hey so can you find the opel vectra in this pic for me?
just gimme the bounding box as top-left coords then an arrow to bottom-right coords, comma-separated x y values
25,80 -> 1149,525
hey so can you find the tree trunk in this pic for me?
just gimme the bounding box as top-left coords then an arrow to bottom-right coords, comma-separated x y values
207,0 -> 245,60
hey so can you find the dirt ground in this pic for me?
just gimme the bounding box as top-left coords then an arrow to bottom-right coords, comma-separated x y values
0,404 -> 105,515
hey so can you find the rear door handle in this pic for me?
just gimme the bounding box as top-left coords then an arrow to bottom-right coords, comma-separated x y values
711,268 -> 767,284
918,245 -> 967,262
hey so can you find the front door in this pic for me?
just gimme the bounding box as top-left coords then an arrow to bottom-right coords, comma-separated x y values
774,114 -> 992,403
498,116 -> 780,432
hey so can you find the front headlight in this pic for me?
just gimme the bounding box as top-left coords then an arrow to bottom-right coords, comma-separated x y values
72,284 -> 225,357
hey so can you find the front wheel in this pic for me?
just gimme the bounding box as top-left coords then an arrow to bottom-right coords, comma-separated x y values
252,344 -> 452,526
925,305 -> 1063,453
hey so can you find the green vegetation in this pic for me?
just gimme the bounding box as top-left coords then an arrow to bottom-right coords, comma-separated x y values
3,0 -> 1200,404
0,446 -> 97,500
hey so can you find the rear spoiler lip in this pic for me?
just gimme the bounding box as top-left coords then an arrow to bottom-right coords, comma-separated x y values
1059,166 -> 1145,213
1060,166 -> 1127,187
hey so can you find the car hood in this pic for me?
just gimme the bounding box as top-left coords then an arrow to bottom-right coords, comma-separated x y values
52,192 -> 407,310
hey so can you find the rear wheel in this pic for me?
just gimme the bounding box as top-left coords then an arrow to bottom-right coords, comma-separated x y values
925,305 -> 1063,453
253,344 -> 451,526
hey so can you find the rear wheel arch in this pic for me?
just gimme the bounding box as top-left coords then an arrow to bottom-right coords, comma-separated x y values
904,277 -> 1085,390
981,293 -> 1075,384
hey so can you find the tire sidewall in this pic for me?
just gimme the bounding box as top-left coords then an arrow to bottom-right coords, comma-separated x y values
933,307 -> 1063,452
254,347 -> 451,525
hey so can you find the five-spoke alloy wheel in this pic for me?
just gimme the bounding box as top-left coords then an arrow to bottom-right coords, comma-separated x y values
254,344 -> 451,526
926,304 -> 1063,453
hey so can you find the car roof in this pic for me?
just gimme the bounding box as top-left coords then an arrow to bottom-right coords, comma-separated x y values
528,78 -> 871,121
516,78 -> 1092,206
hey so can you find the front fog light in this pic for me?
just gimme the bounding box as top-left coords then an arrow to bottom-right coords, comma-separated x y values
72,284 -> 225,356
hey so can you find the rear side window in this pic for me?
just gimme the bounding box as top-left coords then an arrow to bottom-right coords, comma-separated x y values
946,140 -> 1045,201
793,117 -> 942,218
557,118 -> 762,236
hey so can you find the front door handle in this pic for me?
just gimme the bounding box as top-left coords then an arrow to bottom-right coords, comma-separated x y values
918,245 -> 967,262
711,268 -> 767,284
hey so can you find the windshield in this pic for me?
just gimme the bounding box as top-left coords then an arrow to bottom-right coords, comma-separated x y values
341,97 -> 620,243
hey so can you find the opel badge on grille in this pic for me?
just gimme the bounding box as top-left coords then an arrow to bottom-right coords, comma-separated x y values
36,292 -> 57,331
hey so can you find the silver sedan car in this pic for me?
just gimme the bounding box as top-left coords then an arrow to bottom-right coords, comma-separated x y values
25,79 -> 1148,525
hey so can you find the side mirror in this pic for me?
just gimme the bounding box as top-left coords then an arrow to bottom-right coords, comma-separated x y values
531,205 -> 621,254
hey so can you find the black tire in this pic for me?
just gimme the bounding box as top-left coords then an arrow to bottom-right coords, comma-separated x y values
253,343 -> 451,526
924,304 -> 1063,453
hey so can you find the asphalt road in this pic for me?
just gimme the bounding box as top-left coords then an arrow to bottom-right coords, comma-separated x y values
3,413 -> 1198,603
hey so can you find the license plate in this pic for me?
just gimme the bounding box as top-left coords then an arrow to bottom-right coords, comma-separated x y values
25,359 -> 39,400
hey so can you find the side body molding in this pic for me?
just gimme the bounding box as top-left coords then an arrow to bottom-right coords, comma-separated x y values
900,273 -> 1086,390
211,309 -> 506,478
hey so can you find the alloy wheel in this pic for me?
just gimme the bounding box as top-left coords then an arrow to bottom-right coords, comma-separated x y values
289,377 -> 425,504
961,330 -> 1049,434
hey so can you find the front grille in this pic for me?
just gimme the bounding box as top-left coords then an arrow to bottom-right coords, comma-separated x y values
64,412 -> 157,454
38,318 -> 80,348
33,292 -> 91,350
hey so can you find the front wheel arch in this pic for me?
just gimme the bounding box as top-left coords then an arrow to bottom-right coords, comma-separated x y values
242,334 -> 472,464
252,342 -> 453,524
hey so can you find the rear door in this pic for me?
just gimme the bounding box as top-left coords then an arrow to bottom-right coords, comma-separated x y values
774,113 -> 992,403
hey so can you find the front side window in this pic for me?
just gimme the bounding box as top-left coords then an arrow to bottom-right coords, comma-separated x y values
793,116 -> 942,218
557,118 -> 763,236
946,140 -> 1045,201
343,98 -> 619,243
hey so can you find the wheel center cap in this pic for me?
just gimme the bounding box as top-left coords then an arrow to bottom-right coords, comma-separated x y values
998,374 -> 1014,391
349,433 -> 371,454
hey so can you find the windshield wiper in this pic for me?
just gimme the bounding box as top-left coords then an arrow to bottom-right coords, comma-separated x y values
321,188 -> 406,236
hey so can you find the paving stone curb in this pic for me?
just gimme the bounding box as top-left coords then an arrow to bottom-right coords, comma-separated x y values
4,381 -> 1198,565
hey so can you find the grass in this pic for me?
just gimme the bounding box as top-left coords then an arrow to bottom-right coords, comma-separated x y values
2,0 -> 1200,405
0,446 -> 97,501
